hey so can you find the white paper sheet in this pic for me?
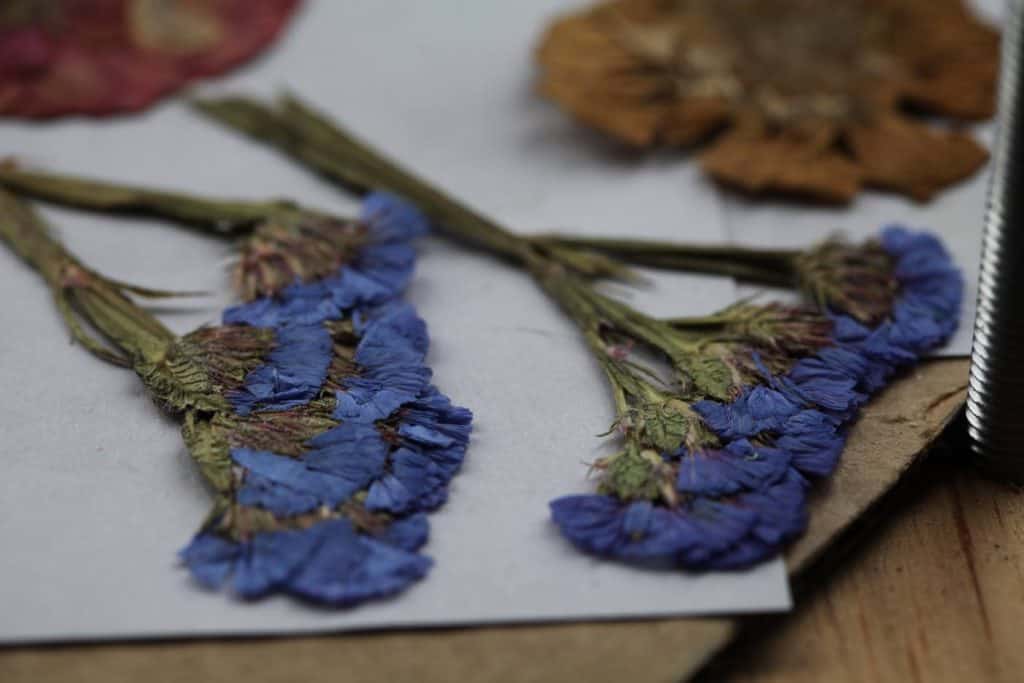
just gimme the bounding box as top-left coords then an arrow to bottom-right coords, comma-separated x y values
0,1 -> 791,644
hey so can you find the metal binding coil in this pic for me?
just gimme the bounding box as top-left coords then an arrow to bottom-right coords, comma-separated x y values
967,0 -> 1024,482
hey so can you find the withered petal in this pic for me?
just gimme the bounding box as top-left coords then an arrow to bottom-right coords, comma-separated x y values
847,116 -> 989,201
700,123 -> 862,204
901,44 -> 1000,120
536,0 -> 998,202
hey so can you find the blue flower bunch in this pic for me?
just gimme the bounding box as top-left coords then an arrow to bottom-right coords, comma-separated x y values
186,94 -> 966,575
0,177 -> 468,605
172,193 -> 473,605
550,227 -> 961,569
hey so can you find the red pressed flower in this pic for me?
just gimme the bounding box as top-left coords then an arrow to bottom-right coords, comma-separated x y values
0,0 -> 301,118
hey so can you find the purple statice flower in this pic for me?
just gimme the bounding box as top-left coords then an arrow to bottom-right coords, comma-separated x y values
180,516 -> 432,606
333,303 -> 433,422
220,195 -> 429,418
551,226 -> 961,570
550,494 -> 758,567
228,322 -> 334,416
674,439 -> 791,497
179,195 -> 472,606
363,386 -> 474,514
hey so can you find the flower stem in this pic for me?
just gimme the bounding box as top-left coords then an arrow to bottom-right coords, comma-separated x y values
0,188 -> 174,367
191,95 -> 630,279
0,166 -> 303,235
532,234 -> 800,286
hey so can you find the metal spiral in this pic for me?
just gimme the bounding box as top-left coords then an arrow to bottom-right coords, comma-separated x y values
966,0 -> 1024,482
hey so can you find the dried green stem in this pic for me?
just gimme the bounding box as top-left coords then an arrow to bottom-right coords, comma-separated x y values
192,95 -> 629,279
0,166 -> 304,235
533,234 -> 800,286
0,188 -> 174,366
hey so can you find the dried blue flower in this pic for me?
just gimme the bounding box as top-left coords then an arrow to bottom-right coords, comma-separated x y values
333,303 -> 433,423
552,227 -> 962,571
365,386 -> 474,513
224,192 -> 427,329
229,322 -> 334,415
549,494 -> 758,565
0,177 -> 472,610
180,518 -> 432,605
674,439 -> 791,497
693,386 -> 800,440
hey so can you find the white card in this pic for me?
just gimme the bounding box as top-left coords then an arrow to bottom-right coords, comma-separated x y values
0,0 -> 790,644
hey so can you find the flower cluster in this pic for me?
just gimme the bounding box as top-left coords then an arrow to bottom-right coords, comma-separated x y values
178,193 -> 473,605
186,93 -> 964,575
551,227 -> 961,569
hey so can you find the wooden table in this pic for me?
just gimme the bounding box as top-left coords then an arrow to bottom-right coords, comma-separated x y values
705,453 -> 1024,682
3,359 -> 1021,682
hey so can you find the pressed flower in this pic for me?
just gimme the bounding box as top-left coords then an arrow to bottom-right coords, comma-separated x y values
0,184 -> 472,607
550,225 -> 962,568
180,516 -> 432,606
225,193 -> 428,328
536,0 -> 997,202
188,93 -> 965,573
0,0 -> 301,118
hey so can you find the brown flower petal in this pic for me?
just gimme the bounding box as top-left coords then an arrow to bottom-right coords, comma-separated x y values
847,116 -> 989,201
701,120 -> 862,203
0,0 -> 301,119
536,0 -> 998,203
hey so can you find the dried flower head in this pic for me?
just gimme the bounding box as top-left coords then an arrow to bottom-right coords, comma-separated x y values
0,0 -> 300,118
233,215 -> 368,301
537,0 -> 997,202
795,237 -> 897,324
0,181 -> 474,608
187,93 -> 966,570
553,226 -> 964,569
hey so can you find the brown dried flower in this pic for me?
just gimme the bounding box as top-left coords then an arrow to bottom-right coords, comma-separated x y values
537,0 -> 998,202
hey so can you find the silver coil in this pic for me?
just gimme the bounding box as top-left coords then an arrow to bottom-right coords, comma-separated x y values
967,0 -> 1024,481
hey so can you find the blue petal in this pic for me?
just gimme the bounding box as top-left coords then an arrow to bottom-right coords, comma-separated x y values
378,514 -> 430,552
676,439 -> 790,496
179,533 -> 241,589
285,519 -> 432,606
775,410 -> 846,478
830,315 -> 871,343
229,323 -> 333,415
233,525 -> 326,599
365,473 -> 414,514
236,469 -> 323,517
694,386 -> 800,440
549,494 -> 757,566
224,280 -> 341,328
704,471 -> 810,569
361,191 -> 431,241
303,421 -> 391,496
232,447 -> 375,514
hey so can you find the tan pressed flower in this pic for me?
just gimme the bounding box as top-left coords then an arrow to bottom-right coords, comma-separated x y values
537,0 -> 998,202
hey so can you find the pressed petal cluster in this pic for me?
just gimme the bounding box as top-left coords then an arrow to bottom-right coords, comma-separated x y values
179,193 -> 472,606
537,0 -> 997,202
0,0 -> 301,118
551,227 -> 961,569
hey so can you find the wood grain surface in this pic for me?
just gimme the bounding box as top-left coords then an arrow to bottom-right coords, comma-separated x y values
6,359 -> 1017,683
